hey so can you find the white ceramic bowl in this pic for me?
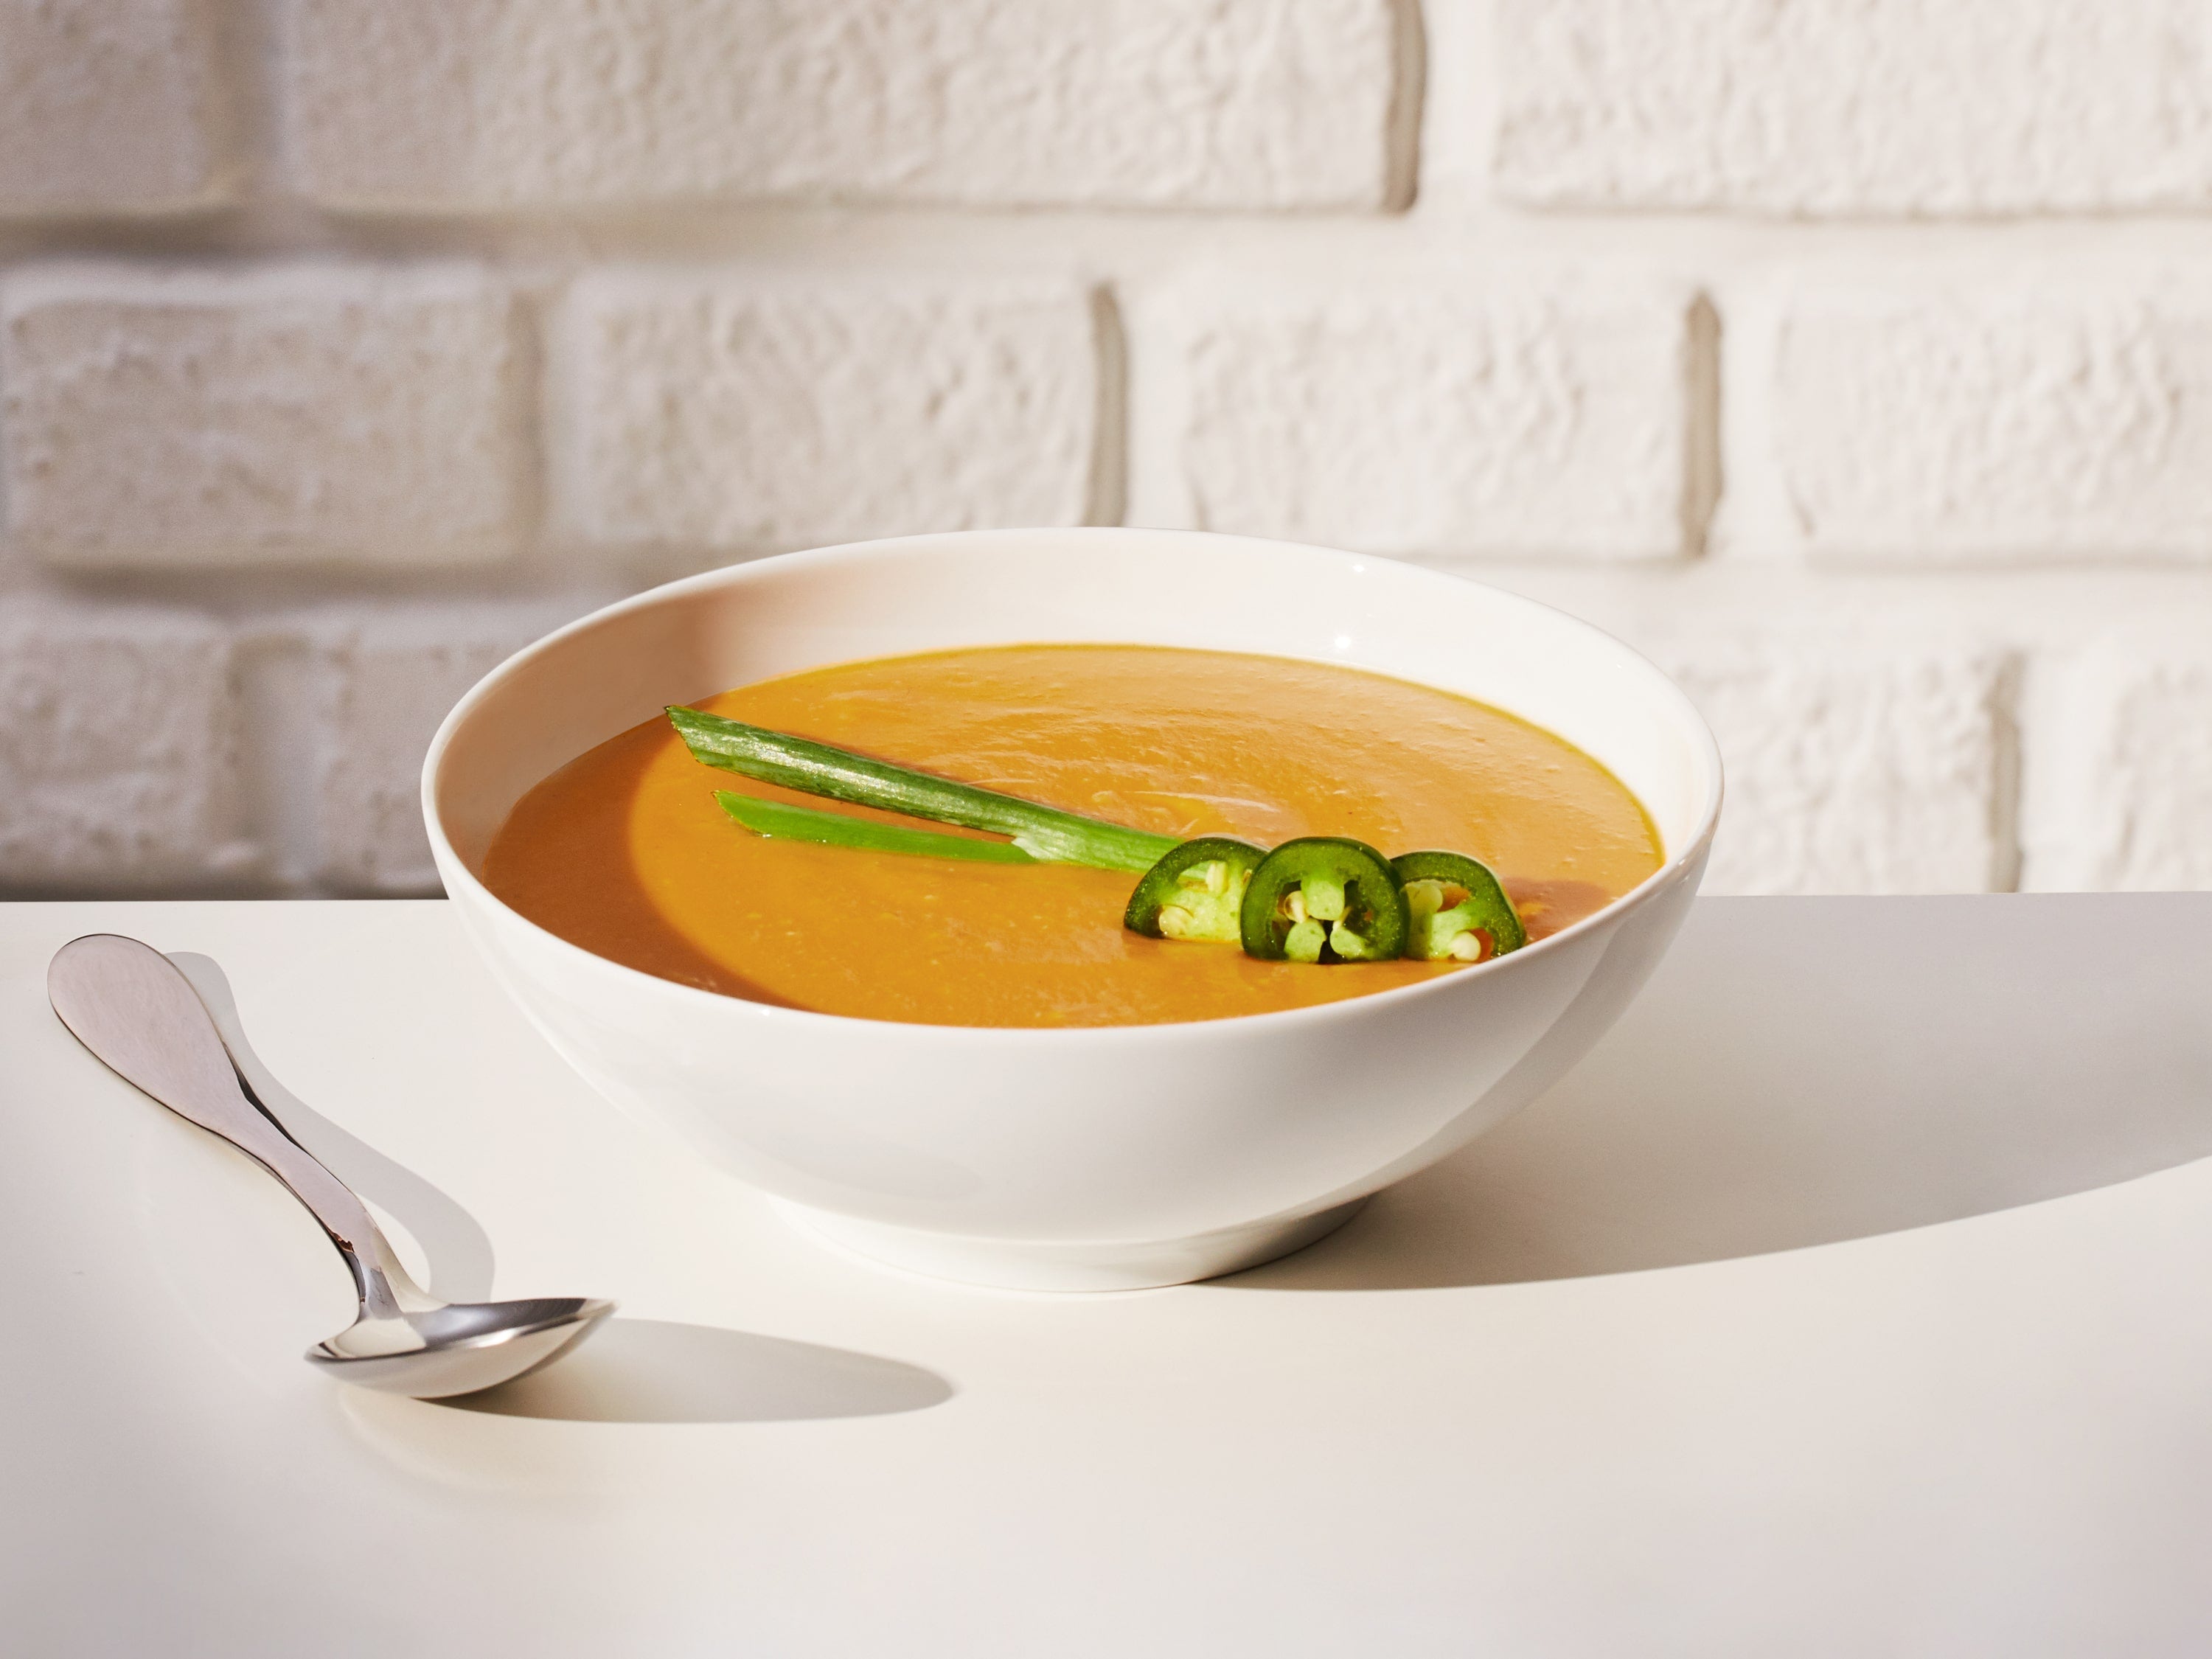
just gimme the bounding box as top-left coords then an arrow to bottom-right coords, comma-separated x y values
425,529 -> 1722,1290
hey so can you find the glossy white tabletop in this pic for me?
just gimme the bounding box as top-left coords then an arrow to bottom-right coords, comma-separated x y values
4,896 -> 2210,1657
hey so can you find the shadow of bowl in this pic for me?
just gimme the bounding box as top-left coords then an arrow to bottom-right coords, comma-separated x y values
1225,895 -> 2212,1291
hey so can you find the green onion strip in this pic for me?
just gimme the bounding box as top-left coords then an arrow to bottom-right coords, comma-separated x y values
670,706 -> 1179,873
714,791 -> 1040,863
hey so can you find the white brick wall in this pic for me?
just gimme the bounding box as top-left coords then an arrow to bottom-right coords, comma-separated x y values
300,604 -> 591,892
2022,644 -> 2212,891
2,267 -> 529,569
0,600 -> 250,886
1770,286 -> 2212,562
1494,0 -> 2212,215
1,0 -> 2211,900
0,0 -> 230,215
1655,635 -> 2011,896
1141,282 -> 1691,557
282,0 -> 1401,211
561,276 -> 1099,552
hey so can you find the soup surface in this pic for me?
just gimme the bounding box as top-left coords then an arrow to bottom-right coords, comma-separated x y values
484,644 -> 1663,1028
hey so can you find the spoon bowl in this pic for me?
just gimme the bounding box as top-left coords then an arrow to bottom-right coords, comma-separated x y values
47,932 -> 613,1400
310,1297 -> 613,1397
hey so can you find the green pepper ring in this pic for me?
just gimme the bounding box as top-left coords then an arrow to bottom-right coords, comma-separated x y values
1239,837 -> 1410,962
1390,849 -> 1528,961
1124,836 -> 1268,940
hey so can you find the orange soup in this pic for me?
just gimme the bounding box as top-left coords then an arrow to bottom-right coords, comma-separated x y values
484,644 -> 1663,1028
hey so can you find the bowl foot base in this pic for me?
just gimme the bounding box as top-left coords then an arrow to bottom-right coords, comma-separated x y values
774,1197 -> 1371,1293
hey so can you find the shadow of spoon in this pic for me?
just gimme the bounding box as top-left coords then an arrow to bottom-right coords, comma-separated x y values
442,1318 -> 955,1423
168,952 -> 953,1424
169,950 -> 499,1304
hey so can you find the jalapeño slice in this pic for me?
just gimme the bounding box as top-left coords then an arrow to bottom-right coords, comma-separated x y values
1239,838 -> 1409,964
1391,850 -> 1527,963
1124,837 -> 1268,944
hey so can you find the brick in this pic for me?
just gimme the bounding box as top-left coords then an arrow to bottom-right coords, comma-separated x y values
1147,284 -> 1691,557
282,0 -> 1398,212
1652,634 -> 2008,895
563,275 -> 1097,552
300,603 -> 587,893
2022,643 -> 2212,891
1,266 -> 528,570
0,600 -> 251,887
0,0 -> 229,215
1495,0 -> 2212,215
1770,288 -> 2212,563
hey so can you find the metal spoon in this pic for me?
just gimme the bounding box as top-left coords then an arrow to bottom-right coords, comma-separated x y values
48,933 -> 612,1399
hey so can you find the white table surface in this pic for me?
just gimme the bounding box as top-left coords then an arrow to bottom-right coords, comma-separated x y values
4,895 -> 2211,1657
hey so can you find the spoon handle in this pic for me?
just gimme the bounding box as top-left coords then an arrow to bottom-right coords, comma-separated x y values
48,933 -> 389,1281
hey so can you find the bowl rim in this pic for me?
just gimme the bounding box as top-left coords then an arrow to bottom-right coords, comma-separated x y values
422,527 -> 1725,1043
